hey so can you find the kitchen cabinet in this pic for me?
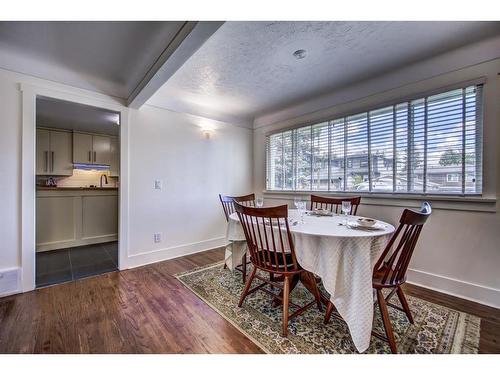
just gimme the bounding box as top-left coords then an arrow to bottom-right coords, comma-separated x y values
73,132 -> 111,165
73,133 -> 93,163
36,188 -> 118,252
93,135 -> 111,165
36,129 -> 50,174
109,136 -> 119,177
36,129 -> 73,175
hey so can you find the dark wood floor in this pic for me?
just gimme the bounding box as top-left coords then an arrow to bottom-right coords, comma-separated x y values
0,247 -> 498,353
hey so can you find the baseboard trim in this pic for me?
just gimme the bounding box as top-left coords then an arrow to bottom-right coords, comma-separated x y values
125,236 -> 227,269
0,267 -> 22,298
407,268 -> 500,309
36,234 -> 118,252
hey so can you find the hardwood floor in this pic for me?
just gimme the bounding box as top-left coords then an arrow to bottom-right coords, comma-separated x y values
0,247 -> 498,353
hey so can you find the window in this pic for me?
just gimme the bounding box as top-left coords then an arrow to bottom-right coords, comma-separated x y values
266,84 -> 483,195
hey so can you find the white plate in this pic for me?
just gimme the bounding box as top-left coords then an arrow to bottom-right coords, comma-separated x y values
347,221 -> 386,231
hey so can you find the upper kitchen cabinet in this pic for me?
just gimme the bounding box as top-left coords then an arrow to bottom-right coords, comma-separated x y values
73,133 -> 93,164
93,135 -> 111,165
36,129 -> 73,176
109,136 -> 120,177
36,129 -> 50,174
73,132 -> 111,165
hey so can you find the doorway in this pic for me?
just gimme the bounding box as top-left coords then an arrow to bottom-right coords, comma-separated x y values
34,96 -> 121,288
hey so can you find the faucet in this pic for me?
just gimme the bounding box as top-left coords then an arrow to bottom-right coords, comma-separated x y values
100,174 -> 108,188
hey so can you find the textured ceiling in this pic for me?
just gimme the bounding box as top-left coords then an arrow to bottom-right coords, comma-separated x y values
0,21 -> 185,98
36,97 -> 120,136
147,21 -> 500,126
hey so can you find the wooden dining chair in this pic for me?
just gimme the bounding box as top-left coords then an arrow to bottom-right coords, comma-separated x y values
234,202 -> 323,337
219,193 -> 256,221
219,193 -> 255,281
324,202 -> 432,353
310,195 -> 361,215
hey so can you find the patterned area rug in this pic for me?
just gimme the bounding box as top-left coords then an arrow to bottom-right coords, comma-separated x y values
176,262 -> 480,354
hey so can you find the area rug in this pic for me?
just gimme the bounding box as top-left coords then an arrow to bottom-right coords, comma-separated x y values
175,262 -> 480,354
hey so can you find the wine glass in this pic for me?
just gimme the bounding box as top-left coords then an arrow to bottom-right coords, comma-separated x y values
256,197 -> 264,208
341,201 -> 351,225
294,196 -> 301,209
298,201 -> 307,224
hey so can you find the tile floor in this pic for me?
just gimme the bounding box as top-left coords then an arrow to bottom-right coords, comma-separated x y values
36,241 -> 118,288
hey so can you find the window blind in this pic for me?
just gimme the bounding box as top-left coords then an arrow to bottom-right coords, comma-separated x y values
266,84 -> 483,195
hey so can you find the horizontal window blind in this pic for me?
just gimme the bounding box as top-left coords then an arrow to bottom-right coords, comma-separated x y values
266,84 -> 483,195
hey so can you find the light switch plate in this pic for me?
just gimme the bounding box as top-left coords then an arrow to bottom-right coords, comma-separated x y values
154,180 -> 162,190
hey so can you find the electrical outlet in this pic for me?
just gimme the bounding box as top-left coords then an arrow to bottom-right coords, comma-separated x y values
154,233 -> 161,243
154,180 -> 162,190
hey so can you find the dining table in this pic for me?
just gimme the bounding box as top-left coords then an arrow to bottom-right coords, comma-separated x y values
225,208 -> 395,353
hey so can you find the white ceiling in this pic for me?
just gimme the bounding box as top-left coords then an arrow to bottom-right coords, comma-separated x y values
36,96 -> 120,136
0,21 -> 185,98
147,21 -> 500,127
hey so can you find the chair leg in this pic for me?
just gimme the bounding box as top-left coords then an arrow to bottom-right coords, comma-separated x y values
396,286 -> 414,324
223,263 -> 227,269
304,272 -> 323,311
238,267 -> 257,307
377,289 -> 398,354
282,275 -> 290,337
241,253 -> 247,283
324,302 -> 334,324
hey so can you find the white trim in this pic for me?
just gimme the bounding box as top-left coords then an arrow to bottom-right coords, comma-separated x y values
407,268 -> 500,309
262,191 -> 497,213
21,83 -> 130,292
36,235 -> 118,252
125,237 -> 227,269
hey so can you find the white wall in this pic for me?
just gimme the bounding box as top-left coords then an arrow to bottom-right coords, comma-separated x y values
0,68 -> 253,295
253,52 -> 500,307
126,105 -> 252,267
0,70 -> 22,272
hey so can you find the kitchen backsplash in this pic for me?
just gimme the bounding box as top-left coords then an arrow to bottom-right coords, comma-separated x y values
37,169 -> 119,188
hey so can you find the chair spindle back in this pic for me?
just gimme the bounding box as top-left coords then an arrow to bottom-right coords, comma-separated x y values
310,195 -> 361,215
219,193 -> 255,221
373,202 -> 432,286
234,203 -> 300,275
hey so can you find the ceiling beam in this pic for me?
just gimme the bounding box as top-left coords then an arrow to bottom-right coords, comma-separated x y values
127,21 -> 224,109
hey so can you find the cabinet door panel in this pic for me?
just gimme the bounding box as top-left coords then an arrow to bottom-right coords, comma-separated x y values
73,133 -> 93,164
36,129 -> 50,175
93,135 -> 111,165
109,137 -> 119,176
36,196 -> 76,245
50,130 -> 73,175
82,195 -> 118,238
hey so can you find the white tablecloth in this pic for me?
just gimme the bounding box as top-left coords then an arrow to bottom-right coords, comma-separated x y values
226,209 -> 394,353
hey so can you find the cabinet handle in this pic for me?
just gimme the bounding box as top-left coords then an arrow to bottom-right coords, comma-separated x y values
94,151 -> 96,163
88,151 -> 91,162
51,151 -> 54,172
44,151 -> 48,172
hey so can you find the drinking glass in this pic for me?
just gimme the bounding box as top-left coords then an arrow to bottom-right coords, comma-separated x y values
294,196 -> 301,209
342,201 -> 351,225
298,201 -> 307,223
256,197 -> 264,208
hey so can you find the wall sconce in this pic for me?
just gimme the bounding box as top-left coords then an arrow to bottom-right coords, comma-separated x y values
199,123 -> 216,139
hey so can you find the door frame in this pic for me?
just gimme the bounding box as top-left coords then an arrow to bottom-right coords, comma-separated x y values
21,83 -> 130,292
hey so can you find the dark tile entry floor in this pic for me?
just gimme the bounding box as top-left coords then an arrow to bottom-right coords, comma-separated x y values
36,242 -> 118,288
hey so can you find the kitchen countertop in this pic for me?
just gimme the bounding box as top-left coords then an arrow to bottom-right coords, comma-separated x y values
37,186 -> 118,190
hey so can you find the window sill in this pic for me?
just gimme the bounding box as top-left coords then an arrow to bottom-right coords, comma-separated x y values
262,190 -> 497,213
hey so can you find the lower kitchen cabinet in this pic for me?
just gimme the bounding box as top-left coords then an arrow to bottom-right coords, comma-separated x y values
36,188 -> 118,252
